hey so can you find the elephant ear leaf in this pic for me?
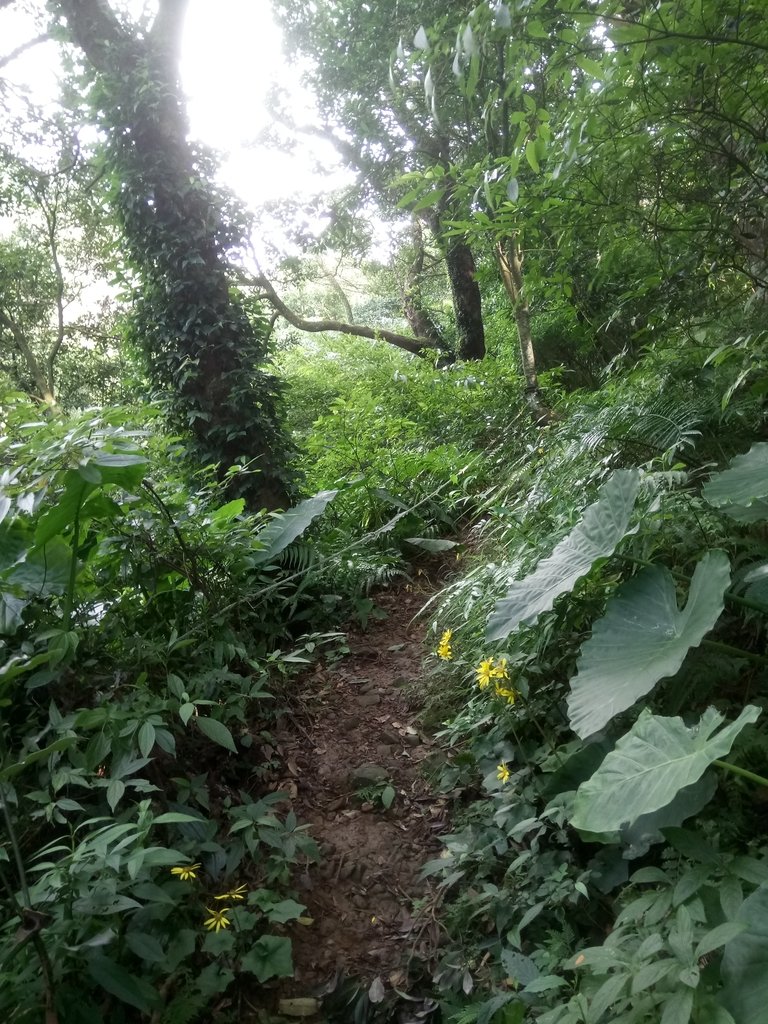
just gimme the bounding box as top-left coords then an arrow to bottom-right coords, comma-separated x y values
567,549 -> 731,739
571,705 -> 761,834
721,884 -> 768,1024
702,442 -> 768,522
252,490 -> 337,565
486,469 -> 641,642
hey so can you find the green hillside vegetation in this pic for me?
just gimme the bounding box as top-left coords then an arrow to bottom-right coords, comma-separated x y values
2,0 -> 768,1022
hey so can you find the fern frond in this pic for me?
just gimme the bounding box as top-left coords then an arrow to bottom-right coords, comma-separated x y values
278,541 -> 317,573
160,991 -> 208,1024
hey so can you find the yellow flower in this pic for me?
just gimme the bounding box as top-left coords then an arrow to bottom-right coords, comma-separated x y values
497,763 -> 510,784
476,659 -> 494,689
494,683 -> 517,705
437,628 -> 453,661
214,884 -> 248,901
491,657 -> 509,680
170,863 -> 201,882
204,907 -> 232,932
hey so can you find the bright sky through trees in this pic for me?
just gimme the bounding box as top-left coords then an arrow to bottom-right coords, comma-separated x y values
1,1 -> 350,246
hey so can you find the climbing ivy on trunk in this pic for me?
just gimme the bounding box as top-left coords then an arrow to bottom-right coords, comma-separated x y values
50,0 -> 293,509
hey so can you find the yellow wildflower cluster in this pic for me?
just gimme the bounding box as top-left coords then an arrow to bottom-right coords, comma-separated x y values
204,884 -> 249,931
437,629 -> 453,661
214,884 -> 247,902
169,864 -> 248,933
497,763 -> 511,784
476,657 -> 518,704
494,682 -> 517,705
476,657 -> 506,685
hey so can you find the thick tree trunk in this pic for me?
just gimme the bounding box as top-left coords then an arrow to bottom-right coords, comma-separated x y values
444,240 -> 486,361
51,0 -> 291,509
496,239 -> 554,424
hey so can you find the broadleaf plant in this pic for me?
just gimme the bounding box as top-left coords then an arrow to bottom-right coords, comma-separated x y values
702,442 -> 768,522
486,469 -> 641,642
252,489 -> 338,565
571,706 -> 761,834
721,883 -> 768,1024
567,550 -> 731,738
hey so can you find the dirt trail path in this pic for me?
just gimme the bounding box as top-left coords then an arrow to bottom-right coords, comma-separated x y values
273,577 -> 450,1006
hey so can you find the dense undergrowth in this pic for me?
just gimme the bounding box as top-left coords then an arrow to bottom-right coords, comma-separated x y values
4,309 -> 768,1024
0,339 -> 506,1021
408,346 -> 768,1024
283,326 -> 768,1024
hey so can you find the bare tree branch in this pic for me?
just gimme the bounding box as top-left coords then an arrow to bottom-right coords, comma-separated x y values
0,33 -> 49,71
250,274 -> 434,357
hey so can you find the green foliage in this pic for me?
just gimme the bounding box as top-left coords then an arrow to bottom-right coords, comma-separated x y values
486,469 -> 641,642
5,2 -> 768,1021
721,884 -> 768,1024
0,394 -> 344,1019
419,329 -> 768,1021
567,551 -> 732,739
572,707 -> 761,834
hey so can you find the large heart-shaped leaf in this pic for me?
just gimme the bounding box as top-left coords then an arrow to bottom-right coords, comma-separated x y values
567,550 -> 731,738
721,884 -> 768,1024
619,775 -> 717,859
486,470 -> 641,642
571,705 -> 760,834
702,443 -> 768,522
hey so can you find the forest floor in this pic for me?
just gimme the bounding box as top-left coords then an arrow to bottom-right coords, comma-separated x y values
257,568 -> 453,1020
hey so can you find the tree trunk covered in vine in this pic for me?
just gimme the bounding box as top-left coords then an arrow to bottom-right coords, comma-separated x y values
444,239 -> 485,361
51,0 -> 292,509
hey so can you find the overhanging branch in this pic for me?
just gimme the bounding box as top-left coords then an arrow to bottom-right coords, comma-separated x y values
250,274 -> 434,356
0,33 -> 49,71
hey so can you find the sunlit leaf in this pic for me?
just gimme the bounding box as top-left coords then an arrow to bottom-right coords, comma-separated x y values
414,26 -> 428,50
405,537 -> 457,552
494,3 -> 512,30
524,139 -> 540,173
424,66 -> 433,100
462,23 -> 477,57
702,443 -> 768,521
